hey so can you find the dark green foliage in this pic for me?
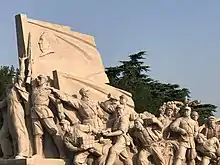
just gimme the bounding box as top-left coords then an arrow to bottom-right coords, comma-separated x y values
106,51 -> 217,123
0,66 -> 15,99
191,104 -> 217,124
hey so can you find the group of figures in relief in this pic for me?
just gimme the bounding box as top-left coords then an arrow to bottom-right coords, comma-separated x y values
0,56 -> 220,165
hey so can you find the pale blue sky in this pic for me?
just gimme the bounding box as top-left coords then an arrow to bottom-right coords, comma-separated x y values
0,1 -> 219,114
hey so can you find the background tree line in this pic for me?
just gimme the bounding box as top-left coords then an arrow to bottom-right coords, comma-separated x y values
105,51 -> 217,124
0,51 -> 216,124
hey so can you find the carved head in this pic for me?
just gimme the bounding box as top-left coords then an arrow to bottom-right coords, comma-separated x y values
60,119 -> 71,132
196,133 -> 207,144
191,111 -> 199,121
107,93 -> 118,103
165,107 -> 173,117
17,75 -> 23,86
134,118 -> 144,130
159,103 -> 166,116
119,95 -> 128,105
36,74 -> 48,86
79,87 -> 90,99
208,116 -> 216,127
183,106 -> 191,117
11,73 -> 17,85
116,105 -> 124,117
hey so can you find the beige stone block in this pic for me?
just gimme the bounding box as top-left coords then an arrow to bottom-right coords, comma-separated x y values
15,14 -> 109,84
0,158 -> 69,165
52,70 -> 135,112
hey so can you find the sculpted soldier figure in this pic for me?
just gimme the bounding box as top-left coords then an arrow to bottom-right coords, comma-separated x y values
191,111 -> 199,126
0,100 -> 13,159
196,133 -> 220,165
158,104 -> 174,139
102,103 -> 132,165
159,102 -> 166,118
99,93 -> 119,114
61,120 -> 104,165
133,117 -> 165,165
31,74 -> 65,158
53,87 -> 104,130
119,95 -> 136,120
0,56 -> 30,159
200,116 -> 220,139
170,106 -> 198,165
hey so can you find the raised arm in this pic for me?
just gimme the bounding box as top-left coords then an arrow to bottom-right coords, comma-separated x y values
49,94 -> 65,120
194,122 -> 199,138
170,118 -> 186,135
18,56 -> 28,80
99,100 -> 117,114
64,137 -> 83,152
50,87 -> 81,110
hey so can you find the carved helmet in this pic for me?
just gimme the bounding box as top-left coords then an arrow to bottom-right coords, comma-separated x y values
119,94 -> 128,101
107,93 -> 118,101
37,74 -> 48,81
208,116 -> 216,121
79,87 -> 89,96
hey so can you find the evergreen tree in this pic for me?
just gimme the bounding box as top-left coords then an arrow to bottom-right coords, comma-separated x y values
191,104 -> 217,124
106,51 -> 217,122
0,66 -> 15,99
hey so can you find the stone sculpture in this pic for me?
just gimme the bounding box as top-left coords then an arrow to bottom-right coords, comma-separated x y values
31,74 -> 65,158
170,106 -> 198,165
196,133 -> 220,165
0,56 -> 29,159
0,14 -> 220,165
103,104 -> 132,165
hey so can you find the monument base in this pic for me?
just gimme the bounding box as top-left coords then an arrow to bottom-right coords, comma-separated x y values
0,158 -> 69,165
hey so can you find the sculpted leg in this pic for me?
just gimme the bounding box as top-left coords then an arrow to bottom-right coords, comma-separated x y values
186,148 -> 196,165
32,119 -> 44,157
74,151 -> 90,165
105,146 -> 117,165
34,135 -> 43,156
42,118 -> 66,158
174,145 -> 187,165
52,135 -> 66,158
138,149 -> 151,165
201,157 -> 210,165
151,145 -> 166,165
119,149 -> 132,165
14,129 -> 29,158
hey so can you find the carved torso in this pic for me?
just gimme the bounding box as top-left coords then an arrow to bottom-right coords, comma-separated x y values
32,87 -> 51,106
172,117 -> 197,148
31,87 -> 54,119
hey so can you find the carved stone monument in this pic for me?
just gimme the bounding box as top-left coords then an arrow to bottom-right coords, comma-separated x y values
0,14 -> 219,165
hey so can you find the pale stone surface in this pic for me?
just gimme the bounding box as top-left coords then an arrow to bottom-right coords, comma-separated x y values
15,14 -> 109,84
52,70 -> 135,110
0,158 -> 69,165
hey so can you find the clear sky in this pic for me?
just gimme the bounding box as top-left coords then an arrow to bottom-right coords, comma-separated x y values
0,0 -> 219,114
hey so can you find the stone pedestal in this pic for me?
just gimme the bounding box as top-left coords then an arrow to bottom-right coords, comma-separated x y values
0,158 -> 69,165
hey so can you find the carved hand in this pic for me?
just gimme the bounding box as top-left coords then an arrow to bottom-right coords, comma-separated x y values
91,128 -> 98,134
102,132 -> 110,137
179,129 -> 187,135
19,55 -> 28,62
98,113 -> 104,119
88,147 -> 96,153
77,148 -> 85,152
135,120 -> 144,130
